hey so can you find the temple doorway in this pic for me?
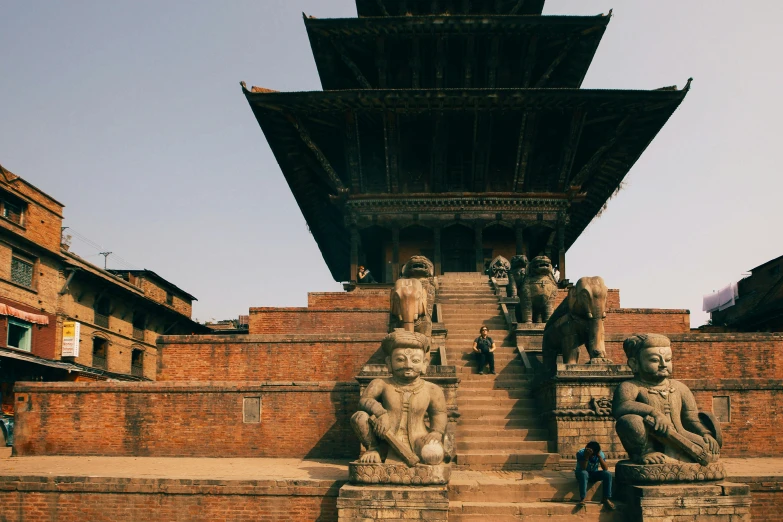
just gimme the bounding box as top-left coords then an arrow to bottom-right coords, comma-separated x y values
442,224 -> 474,273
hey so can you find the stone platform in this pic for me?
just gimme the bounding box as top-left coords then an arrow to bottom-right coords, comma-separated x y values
0,452 -> 781,521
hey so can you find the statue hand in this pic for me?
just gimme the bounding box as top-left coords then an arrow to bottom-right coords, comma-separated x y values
651,411 -> 672,435
703,434 -> 719,453
421,431 -> 443,446
371,413 -> 390,438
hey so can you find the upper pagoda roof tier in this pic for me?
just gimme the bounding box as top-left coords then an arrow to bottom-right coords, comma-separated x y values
243,85 -> 689,281
305,14 -> 609,90
355,0 -> 545,17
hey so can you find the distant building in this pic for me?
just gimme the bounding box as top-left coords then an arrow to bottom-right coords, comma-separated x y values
709,255 -> 783,331
204,315 -> 249,334
0,163 -> 207,414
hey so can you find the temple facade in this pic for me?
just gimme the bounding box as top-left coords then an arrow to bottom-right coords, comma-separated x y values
244,0 -> 688,283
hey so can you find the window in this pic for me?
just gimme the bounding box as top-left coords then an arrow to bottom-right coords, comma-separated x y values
92,337 -> 108,369
132,311 -> 146,341
10,256 -> 34,287
7,319 -> 32,352
0,193 -> 24,225
93,296 -> 110,328
166,292 -> 174,306
131,349 -> 144,377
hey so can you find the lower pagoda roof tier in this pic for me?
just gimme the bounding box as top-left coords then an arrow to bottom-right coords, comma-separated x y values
243,85 -> 688,281
356,0 -> 545,17
305,14 -> 609,90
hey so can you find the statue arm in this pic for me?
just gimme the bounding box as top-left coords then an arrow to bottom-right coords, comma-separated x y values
358,379 -> 388,418
612,382 -> 656,418
677,382 -> 712,436
427,385 -> 448,436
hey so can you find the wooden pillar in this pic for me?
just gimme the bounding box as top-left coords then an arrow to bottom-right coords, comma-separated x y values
557,221 -> 566,282
474,223 -> 484,273
392,226 -> 400,281
433,226 -> 442,276
515,222 -> 527,256
350,227 -> 359,284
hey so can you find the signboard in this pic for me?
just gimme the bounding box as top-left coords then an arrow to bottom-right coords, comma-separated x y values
62,321 -> 80,357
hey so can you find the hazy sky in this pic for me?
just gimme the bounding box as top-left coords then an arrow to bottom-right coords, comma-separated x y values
1,1 -> 780,326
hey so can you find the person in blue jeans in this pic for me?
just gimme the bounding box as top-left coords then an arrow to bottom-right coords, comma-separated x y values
575,441 -> 615,510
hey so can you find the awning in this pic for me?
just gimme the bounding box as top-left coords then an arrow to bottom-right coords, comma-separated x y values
0,304 -> 50,325
0,348 -> 73,371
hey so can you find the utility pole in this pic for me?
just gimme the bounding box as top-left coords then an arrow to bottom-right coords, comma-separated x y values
99,252 -> 112,269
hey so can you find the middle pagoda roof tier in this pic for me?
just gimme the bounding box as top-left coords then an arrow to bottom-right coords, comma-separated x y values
243,85 -> 689,280
305,14 -> 609,90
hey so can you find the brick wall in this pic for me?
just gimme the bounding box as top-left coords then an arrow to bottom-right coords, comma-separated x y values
248,308 -> 388,335
308,289 -> 390,310
742,482 -> 783,522
0,476 -> 342,522
604,309 -> 690,334
13,382 -> 360,459
157,334 -> 386,381
553,288 -> 621,310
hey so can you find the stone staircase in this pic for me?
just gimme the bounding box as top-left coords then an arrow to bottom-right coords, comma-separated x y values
437,272 -> 558,471
448,470 -> 623,521
438,272 -> 624,520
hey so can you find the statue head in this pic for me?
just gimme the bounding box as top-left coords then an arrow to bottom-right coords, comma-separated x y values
401,255 -> 434,279
381,329 -> 430,384
623,333 -> 673,384
528,256 -> 553,276
510,255 -> 528,272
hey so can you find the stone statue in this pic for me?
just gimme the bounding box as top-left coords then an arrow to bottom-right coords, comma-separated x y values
542,276 -> 610,374
350,330 -> 448,484
519,255 -> 558,323
613,334 -> 725,483
389,256 -> 435,338
488,255 -> 510,280
507,254 -> 527,298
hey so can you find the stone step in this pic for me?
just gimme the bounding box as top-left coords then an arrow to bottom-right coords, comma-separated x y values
458,404 -> 537,416
456,439 -> 549,452
458,427 -> 548,439
457,365 -> 526,375
449,471 -> 608,504
459,417 -> 541,428
448,501 -> 622,521
458,389 -> 532,399
455,451 -> 560,469
457,354 -> 521,363
459,382 -> 533,391
457,396 -> 535,407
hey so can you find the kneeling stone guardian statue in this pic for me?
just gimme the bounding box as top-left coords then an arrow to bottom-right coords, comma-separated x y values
350,329 -> 450,485
613,333 -> 725,483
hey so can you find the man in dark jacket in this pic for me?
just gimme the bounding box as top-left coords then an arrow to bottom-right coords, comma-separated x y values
472,326 -> 496,375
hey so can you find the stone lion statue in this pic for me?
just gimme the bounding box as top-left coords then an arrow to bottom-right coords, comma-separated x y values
519,255 -> 558,323
508,255 -> 528,298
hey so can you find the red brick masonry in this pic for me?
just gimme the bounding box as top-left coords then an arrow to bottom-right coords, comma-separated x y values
12,382 -> 360,459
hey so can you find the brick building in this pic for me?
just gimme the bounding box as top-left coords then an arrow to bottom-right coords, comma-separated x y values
709,255 -> 783,332
0,163 -> 207,418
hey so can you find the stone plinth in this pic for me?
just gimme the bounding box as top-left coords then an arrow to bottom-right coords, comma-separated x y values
337,484 -> 448,521
349,462 -> 450,485
538,363 -> 633,458
617,460 -> 727,484
623,482 -> 751,522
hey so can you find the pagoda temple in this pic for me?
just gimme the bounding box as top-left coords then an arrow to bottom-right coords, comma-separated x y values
243,0 -> 689,284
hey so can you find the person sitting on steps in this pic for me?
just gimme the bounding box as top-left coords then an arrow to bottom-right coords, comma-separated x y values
575,441 -> 615,510
472,326 -> 496,375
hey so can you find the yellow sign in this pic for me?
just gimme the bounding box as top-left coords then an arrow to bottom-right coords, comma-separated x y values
62,321 -> 80,357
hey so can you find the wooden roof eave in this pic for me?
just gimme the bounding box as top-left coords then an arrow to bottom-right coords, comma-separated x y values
355,0 -> 546,17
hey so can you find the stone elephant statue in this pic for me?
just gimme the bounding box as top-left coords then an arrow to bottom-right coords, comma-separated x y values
389,256 -> 434,338
519,256 -> 558,323
542,276 -> 609,374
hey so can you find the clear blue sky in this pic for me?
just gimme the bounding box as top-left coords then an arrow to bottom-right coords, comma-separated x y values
1,1 -> 780,325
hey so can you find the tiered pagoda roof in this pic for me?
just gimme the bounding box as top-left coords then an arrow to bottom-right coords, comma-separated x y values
244,1 -> 689,281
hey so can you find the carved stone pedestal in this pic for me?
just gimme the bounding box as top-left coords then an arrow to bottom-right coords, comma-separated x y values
538,363 -> 633,458
337,484 -> 448,521
623,482 -> 751,522
348,462 -> 450,485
